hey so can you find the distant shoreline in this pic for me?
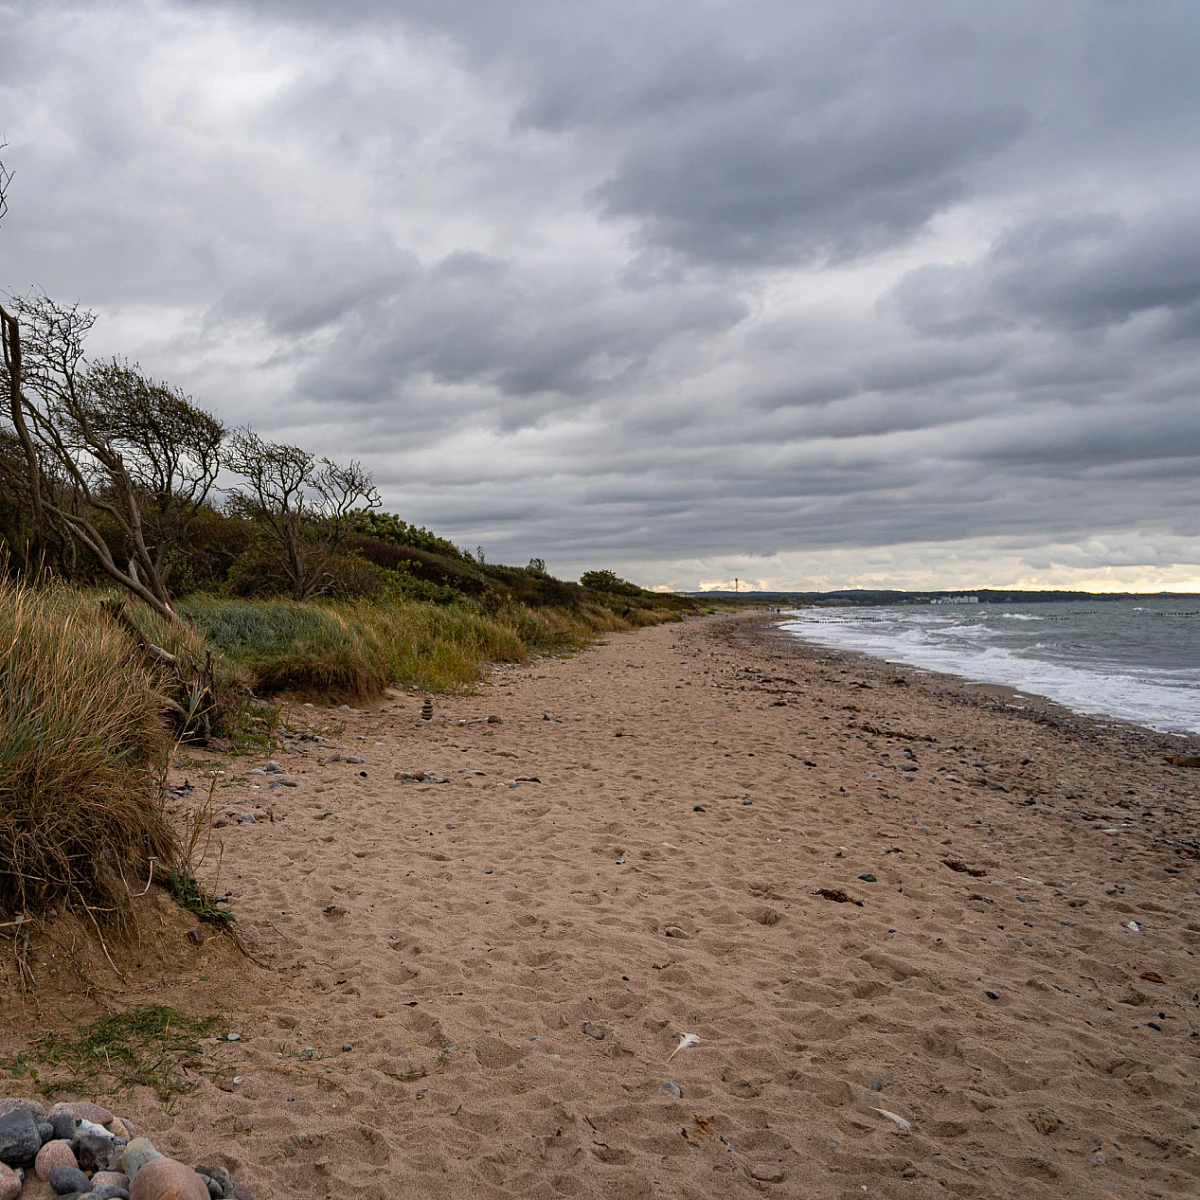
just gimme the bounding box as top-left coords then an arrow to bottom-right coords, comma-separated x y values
742,611 -> 1199,757
770,600 -> 1200,738
689,588 -> 1200,604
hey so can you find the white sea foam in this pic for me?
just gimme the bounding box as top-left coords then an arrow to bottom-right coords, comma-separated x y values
781,602 -> 1200,734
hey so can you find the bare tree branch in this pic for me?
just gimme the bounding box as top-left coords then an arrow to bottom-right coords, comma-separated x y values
0,142 -> 10,229
225,426 -> 380,598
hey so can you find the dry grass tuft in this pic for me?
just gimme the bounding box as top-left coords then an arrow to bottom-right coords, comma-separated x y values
0,578 -> 179,923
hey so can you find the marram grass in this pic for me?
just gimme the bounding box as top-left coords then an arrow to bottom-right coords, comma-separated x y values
181,593 -> 681,699
0,578 -> 179,920
179,596 -> 386,701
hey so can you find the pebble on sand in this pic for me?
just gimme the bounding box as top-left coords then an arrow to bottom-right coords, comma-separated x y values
54,1100 -> 114,1126
128,1156 -> 211,1200
0,1100 -> 44,1121
0,1107 -> 43,1166
119,1137 -> 164,1180
34,1137 -> 78,1179
0,1163 -> 19,1200
47,1163 -> 92,1195
93,1170 -> 133,1190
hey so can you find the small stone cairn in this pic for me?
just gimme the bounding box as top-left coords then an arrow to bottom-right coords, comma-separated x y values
0,1098 -> 252,1200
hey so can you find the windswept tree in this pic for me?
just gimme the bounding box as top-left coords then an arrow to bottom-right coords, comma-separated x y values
0,290 -> 224,624
225,427 -> 380,599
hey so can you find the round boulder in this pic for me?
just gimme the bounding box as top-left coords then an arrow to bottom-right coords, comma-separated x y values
0,1098 -> 45,1120
72,1101 -> 115,1127
48,1162 -> 93,1194
35,1137 -> 79,1179
0,1162 -> 20,1200
118,1137 -> 162,1180
92,1170 -> 132,1190
129,1156 -> 211,1200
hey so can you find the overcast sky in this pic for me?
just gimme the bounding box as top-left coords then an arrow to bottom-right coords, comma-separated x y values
3,0 -> 1199,591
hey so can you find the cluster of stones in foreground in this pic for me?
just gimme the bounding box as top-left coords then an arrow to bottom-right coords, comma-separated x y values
0,1099 -> 252,1200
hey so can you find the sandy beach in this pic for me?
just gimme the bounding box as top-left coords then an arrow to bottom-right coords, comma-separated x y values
3,610 -> 1199,1200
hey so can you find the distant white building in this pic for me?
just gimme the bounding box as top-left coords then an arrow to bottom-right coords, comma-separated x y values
930,594 -> 979,604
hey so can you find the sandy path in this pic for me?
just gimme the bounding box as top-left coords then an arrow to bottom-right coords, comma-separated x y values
8,612 -> 1200,1199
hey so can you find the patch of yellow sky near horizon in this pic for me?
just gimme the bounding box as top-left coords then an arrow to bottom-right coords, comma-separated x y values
642,541 -> 1200,595
689,563 -> 1200,594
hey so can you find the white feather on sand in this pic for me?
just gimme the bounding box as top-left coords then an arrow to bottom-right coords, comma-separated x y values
666,1032 -> 700,1062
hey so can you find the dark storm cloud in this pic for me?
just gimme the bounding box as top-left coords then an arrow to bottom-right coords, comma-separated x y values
593,102 -> 1025,267
4,0 -> 1200,587
889,207 -> 1200,337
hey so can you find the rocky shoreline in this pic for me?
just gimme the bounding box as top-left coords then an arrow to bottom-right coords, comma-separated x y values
0,1100 -> 251,1200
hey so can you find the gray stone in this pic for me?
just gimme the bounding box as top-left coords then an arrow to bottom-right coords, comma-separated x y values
0,1099 -> 44,1120
116,1137 -> 161,1180
858,873 -> 877,883
49,1164 -> 92,1194
582,1022 -> 606,1040
869,1079 -> 883,1091
38,1119 -> 54,1144
659,1082 -> 682,1098
0,1108 -> 42,1166
50,1110 -> 78,1141
72,1127 -> 119,1173
92,1188 -> 131,1200
194,1164 -> 233,1199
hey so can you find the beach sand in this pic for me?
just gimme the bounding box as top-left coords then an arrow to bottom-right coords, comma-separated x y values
3,611 -> 1199,1199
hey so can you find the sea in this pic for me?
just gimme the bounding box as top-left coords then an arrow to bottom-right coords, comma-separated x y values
779,597 -> 1200,735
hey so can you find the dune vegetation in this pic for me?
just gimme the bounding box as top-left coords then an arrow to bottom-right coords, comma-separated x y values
0,289 -> 703,928
0,577 -> 177,921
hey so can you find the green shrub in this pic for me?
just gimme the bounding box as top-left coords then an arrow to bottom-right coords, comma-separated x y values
349,510 -> 465,559
579,569 -> 643,596
180,596 -> 387,702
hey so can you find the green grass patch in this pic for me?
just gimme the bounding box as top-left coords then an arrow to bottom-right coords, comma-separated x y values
7,1005 -> 222,1098
179,596 -> 386,702
159,866 -> 234,927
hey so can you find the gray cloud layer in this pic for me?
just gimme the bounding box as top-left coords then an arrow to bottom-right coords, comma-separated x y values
3,0 -> 1199,588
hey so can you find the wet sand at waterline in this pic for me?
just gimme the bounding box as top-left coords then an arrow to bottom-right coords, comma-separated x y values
3,611 -> 1199,1199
